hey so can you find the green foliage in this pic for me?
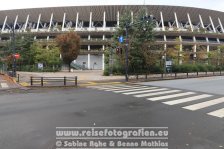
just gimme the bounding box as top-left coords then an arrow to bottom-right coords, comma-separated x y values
31,42 -> 62,68
172,64 -> 222,73
1,34 -> 62,72
110,9 -> 158,75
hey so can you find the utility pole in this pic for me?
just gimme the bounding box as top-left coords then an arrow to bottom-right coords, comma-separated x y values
12,24 -> 16,77
125,24 -> 129,82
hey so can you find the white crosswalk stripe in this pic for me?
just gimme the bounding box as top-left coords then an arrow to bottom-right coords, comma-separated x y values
123,88 -> 168,95
163,94 -> 213,105
104,86 -> 151,91
89,85 -> 149,91
182,97 -> 224,111
113,87 -> 158,93
207,108 -> 224,118
88,84 -> 224,119
134,90 -> 181,98
0,83 -> 9,88
147,92 -> 195,101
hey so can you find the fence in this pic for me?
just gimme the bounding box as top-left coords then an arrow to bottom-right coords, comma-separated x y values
129,71 -> 224,81
29,76 -> 78,87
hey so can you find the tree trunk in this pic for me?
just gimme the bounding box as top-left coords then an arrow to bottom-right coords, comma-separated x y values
68,63 -> 71,72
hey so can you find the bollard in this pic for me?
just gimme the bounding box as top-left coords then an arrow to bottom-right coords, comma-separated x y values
17,74 -> 20,83
136,74 -> 138,80
30,76 -> 33,86
197,72 -> 198,77
220,70 -> 222,76
41,77 -> 43,87
213,71 -> 215,76
64,77 -> 66,86
187,72 -> 188,78
145,74 -> 148,80
161,73 -> 163,79
75,76 -> 78,86
175,73 -> 177,78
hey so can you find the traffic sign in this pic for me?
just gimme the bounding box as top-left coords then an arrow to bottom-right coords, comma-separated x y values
119,36 -> 124,43
14,53 -> 20,59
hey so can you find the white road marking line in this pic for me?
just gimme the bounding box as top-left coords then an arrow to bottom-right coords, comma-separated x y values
104,86 -> 150,91
207,108 -> 224,118
88,85 -> 149,90
163,94 -> 212,105
148,92 -> 195,101
0,83 -> 9,88
183,97 -> 224,111
113,87 -> 158,93
123,88 -> 168,95
134,90 -> 181,98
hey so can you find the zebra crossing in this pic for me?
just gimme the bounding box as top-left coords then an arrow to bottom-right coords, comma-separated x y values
87,84 -> 224,119
0,83 -> 9,89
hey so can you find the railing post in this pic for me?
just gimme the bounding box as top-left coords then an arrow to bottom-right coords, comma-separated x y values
75,76 -> 77,86
64,76 -> 66,86
17,74 -> 20,82
30,76 -> 33,86
41,77 -> 43,87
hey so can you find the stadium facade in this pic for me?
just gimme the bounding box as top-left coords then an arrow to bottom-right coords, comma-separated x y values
1,5 -> 224,69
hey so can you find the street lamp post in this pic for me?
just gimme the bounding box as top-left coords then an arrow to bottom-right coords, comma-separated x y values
125,24 -> 129,81
11,24 -> 16,77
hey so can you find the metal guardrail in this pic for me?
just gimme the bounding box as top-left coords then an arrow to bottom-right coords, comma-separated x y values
129,71 -> 224,81
30,76 -> 78,87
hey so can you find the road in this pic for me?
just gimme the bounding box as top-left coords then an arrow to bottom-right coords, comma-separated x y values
0,77 -> 223,149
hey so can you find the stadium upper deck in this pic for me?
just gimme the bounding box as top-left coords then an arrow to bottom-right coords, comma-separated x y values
1,5 -> 224,69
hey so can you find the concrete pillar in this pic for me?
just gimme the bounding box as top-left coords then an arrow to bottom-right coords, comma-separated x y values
102,45 -> 105,70
193,44 -> 197,59
117,11 -> 119,27
103,11 -> 106,29
1,16 -> 7,32
89,12 -> 92,28
75,12 -> 79,30
62,13 -> 66,31
24,15 -> 30,32
160,12 -> 165,31
88,54 -> 91,69
13,15 -> 18,30
36,14 -> 41,32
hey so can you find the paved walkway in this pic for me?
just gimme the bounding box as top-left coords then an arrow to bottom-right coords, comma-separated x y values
0,74 -> 19,90
17,70 -> 125,86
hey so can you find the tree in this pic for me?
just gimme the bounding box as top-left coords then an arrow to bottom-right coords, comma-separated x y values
0,35 -> 35,71
111,9 -> 156,74
56,31 -> 80,71
31,42 -> 61,70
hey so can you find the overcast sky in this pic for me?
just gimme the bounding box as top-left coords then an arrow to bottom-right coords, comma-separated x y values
1,0 -> 223,12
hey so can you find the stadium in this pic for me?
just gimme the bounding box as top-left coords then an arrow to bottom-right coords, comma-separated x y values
0,5 -> 224,70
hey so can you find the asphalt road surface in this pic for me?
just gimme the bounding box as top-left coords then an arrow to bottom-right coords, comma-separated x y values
0,77 -> 224,149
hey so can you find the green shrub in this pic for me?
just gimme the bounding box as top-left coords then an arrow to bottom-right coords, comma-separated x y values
103,66 -> 110,76
197,64 -> 207,72
206,65 -> 215,71
150,65 -> 163,73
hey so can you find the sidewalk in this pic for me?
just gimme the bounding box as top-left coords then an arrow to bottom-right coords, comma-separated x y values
15,70 -> 224,87
0,73 -> 21,90
17,70 -> 125,86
